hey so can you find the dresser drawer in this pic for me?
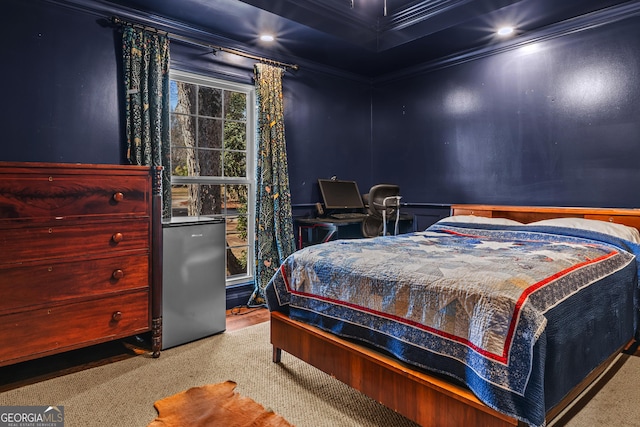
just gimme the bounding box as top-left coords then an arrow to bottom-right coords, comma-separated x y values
0,173 -> 150,221
0,254 -> 149,314
0,291 -> 150,366
0,219 -> 149,264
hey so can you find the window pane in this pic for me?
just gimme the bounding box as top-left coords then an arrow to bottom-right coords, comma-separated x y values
170,184 -> 189,216
198,86 -> 222,117
198,117 -> 223,149
198,184 -> 223,215
171,81 -> 196,114
171,184 -> 223,216
226,185 -> 248,215
226,245 -> 248,278
226,215 -> 248,277
170,114 -> 196,148
224,151 -> 246,177
198,149 -> 222,177
225,91 -> 247,120
171,147 -> 197,177
226,217 -> 247,243
224,121 -> 246,151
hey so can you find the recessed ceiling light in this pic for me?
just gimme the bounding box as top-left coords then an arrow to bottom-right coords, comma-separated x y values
260,34 -> 275,42
497,27 -> 514,36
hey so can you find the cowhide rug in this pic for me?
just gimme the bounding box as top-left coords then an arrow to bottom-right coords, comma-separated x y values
147,380 -> 294,427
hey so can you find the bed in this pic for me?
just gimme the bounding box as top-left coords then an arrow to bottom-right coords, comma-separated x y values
265,205 -> 640,427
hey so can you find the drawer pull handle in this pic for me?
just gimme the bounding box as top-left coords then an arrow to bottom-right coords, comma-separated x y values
113,192 -> 124,202
112,232 -> 124,243
112,269 -> 124,280
112,311 -> 122,322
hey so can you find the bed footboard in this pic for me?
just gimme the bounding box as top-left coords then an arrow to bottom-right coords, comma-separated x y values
270,311 -> 521,427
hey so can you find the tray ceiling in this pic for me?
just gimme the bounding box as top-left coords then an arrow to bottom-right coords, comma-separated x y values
102,0 -> 633,76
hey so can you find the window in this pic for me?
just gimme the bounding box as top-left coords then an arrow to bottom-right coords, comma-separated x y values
169,70 -> 255,286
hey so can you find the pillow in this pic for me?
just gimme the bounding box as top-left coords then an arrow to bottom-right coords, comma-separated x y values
437,215 -> 523,226
528,217 -> 640,244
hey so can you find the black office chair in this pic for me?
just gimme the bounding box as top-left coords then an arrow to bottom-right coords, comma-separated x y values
361,184 -> 402,237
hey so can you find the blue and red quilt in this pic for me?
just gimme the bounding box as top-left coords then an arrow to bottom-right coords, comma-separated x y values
265,222 -> 639,426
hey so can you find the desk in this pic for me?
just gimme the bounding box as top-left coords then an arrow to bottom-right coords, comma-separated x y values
294,217 -> 364,249
294,215 -> 414,249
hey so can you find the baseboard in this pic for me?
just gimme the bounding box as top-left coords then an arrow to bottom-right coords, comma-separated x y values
226,282 -> 255,309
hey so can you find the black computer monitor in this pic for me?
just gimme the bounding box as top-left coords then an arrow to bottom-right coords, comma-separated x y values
318,179 -> 364,210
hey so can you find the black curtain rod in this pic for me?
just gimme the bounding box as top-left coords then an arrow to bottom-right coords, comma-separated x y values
111,16 -> 299,71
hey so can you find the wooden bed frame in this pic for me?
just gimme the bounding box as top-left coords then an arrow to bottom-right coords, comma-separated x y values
270,205 -> 640,427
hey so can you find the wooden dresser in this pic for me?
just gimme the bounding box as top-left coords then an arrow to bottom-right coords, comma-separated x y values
0,161 -> 162,367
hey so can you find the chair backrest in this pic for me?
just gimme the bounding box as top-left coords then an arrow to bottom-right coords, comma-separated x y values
366,184 -> 400,218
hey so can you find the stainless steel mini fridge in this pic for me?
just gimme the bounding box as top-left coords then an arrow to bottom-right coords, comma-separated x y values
162,217 -> 226,349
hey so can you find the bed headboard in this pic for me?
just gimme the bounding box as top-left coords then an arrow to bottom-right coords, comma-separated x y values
451,204 -> 640,233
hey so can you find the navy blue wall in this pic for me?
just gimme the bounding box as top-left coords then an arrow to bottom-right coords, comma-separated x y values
2,0 -> 124,164
372,15 -> 640,208
284,72 -> 371,206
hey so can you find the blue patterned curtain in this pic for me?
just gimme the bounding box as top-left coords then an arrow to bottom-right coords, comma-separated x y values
122,26 -> 171,218
249,64 -> 296,306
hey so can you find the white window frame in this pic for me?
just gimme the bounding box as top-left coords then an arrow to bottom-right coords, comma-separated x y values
169,69 -> 256,287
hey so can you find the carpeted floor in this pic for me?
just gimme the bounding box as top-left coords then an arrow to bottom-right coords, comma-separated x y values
0,322 -> 638,427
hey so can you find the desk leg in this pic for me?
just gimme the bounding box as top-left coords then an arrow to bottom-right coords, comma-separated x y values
323,224 -> 338,243
298,224 -> 319,249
